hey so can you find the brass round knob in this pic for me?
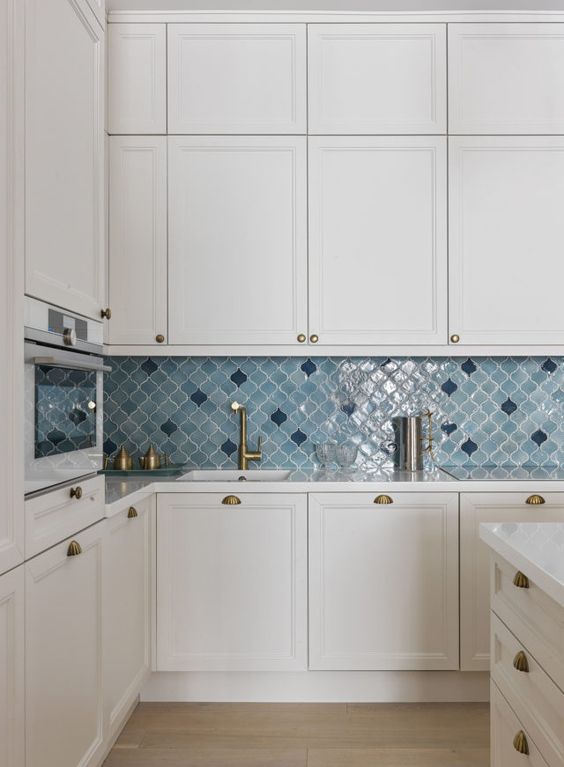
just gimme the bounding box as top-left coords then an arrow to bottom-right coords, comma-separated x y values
70,486 -> 83,500
450,334 -> 460,344
128,506 -> 138,519
513,731 -> 529,755
374,494 -> 393,505
526,494 -> 545,505
67,540 -> 82,557
155,334 -> 165,343
513,651 -> 529,673
222,495 -> 241,505
513,571 -> 530,589
297,334 -> 306,343
310,334 -> 319,344
100,307 -> 112,320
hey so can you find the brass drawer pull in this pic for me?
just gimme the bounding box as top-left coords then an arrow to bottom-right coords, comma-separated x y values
222,495 -> 241,505
513,731 -> 529,755
67,540 -> 82,557
128,506 -> 138,519
513,571 -> 530,589
374,494 -> 393,505
513,651 -> 530,673
526,494 -> 545,505
70,486 -> 83,500
100,307 -> 112,320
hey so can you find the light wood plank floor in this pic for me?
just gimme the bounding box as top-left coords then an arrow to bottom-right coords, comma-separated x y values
104,702 -> 490,766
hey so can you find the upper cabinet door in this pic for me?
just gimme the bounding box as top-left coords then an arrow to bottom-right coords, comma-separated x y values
449,24 -> 564,134
168,24 -> 306,134
449,136 -> 564,345
25,0 -> 105,320
168,136 -> 307,346
308,24 -> 446,134
309,136 -> 447,346
108,24 -> 167,135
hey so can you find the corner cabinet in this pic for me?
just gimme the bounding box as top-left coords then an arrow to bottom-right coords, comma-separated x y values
309,492 -> 459,670
0,566 -> 25,767
24,0 -> 105,321
156,493 -> 307,671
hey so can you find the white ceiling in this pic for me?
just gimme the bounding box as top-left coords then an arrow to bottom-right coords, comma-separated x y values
107,0 -> 564,11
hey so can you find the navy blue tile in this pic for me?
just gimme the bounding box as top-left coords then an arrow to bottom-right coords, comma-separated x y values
461,358 -> 477,376
271,408 -> 288,426
160,419 -> 178,436
221,438 -> 237,456
441,422 -> 457,436
542,358 -> 557,374
341,401 -> 356,416
301,359 -> 317,378
290,429 -> 307,446
461,438 -> 478,457
230,368 -> 248,387
190,389 -> 208,407
104,438 -> 118,455
531,429 -> 548,446
141,358 -> 158,376
501,398 -> 518,416
441,378 -> 458,397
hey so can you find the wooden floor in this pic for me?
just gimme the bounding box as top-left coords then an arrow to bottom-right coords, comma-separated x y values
104,702 -> 490,766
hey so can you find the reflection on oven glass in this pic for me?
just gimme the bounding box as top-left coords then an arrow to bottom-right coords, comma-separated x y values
35,365 -> 97,457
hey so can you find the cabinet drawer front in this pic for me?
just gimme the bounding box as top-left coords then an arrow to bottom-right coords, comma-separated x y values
25,474 -> 104,557
492,554 -> 564,695
492,614 -> 564,767
491,681 -> 550,767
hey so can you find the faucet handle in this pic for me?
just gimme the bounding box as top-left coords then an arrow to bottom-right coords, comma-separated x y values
256,435 -> 263,453
231,401 -> 242,412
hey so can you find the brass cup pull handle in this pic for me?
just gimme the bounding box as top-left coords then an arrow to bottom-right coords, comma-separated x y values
513,731 -> 529,755
222,495 -> 241,505
70,486 -> 83,500
526,494 -> 545,505
513,571 -> 530,589
128,506 -> 138,519
374,494 -> 393,505
513,651 -> 530,673
100,307 -> 112,320
67,540 -> 82,557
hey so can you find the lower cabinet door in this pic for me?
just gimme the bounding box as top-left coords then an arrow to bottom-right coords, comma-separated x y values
26,522 -> 105,767
460,492 -> 564,671
491,681 -> 549,767
156,493 -> 307,671
0,566 -> 25,767
104,497 -> 152,740
309,492 -> 459,670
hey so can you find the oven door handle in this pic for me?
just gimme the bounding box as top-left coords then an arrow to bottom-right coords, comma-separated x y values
32,357 -> 112,373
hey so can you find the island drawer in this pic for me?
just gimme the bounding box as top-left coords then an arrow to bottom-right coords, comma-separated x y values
492,553 -> 564,694
491,681 -> 549,767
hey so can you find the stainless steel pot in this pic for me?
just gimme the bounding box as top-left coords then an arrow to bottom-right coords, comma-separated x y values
391,412 -> 434,472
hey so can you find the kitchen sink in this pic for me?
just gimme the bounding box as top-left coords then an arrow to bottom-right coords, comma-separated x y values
178,469 -> 291,482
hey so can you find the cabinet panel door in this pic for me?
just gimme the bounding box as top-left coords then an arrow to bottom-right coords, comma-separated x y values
108,136 -> 167,345
168,24 -> 306,134
449,137 -> 564,345
25,0 -> 104,320
460,492 -> 564,672
309,492 -> 459,670
108,24 -> 167,135
449,24 -> 564,134
157,493 -> 307,671
169,136 -> 307,345
309,136 -> 447,345
104,498 -> 152,739
0,567 -> 25,767
26,522 -> 105,767
491,682 -> 549,767
309,24 -> 446,134
0,0 -> 24,577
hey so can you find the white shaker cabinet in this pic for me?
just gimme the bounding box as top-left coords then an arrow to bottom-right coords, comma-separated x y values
0,566 -> 25,767
308,136 -> 447,346
168,136 -> 307,345
449,24 -> 564,134
449,136 -> 564,346
108,136 -> 167,345
24,0 -> 105,321
108,24 -> 166,135
308,24 -> 446,134
460,492 -> 564,672
309,492 -> 459,670
157,493 -> 307,671
104,498 -> 152,741
168,24 -> 306,134
26,522 -> 105,767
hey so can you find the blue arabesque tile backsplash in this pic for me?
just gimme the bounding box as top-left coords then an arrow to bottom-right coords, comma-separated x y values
104,356 -> 564,470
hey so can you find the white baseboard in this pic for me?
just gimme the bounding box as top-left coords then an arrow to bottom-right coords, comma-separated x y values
141,671 -> 489,703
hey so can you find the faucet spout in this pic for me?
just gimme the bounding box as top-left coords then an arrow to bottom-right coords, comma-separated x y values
231,401 -> 263,471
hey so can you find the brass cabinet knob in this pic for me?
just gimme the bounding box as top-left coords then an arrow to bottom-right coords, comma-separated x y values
310,334 -> 319,344
526,494 -> 545,505
513,651 -> 530,673
67,540 -> 82,557
70,486 -> 83,500
128,506 -> 138,519
222,495 -> 241,505
513,731 -> 529,755
374,494 -> 393,505
100,307 -> 112,320
450,334 -> 460,343
297,334 -> 306,343
155,334 -> 165,343
513,571 -> 530,589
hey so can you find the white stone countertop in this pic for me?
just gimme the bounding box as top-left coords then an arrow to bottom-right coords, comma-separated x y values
480,522 -> 564,609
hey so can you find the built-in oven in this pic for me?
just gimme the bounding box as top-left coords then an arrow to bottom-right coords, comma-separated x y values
24,297 -> 109,495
